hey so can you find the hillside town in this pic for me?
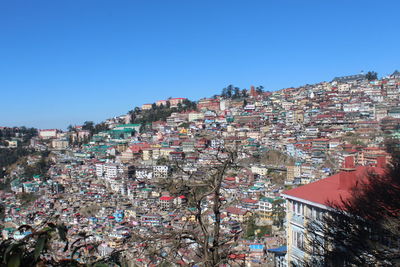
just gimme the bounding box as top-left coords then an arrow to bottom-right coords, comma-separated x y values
1,70 -> 400,266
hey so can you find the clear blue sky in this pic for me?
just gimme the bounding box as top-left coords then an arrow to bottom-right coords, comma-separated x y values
1,0 -> 399,129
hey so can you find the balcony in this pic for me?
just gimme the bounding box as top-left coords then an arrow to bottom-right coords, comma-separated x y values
291,214 -> 304,226
291,246 -> 305,259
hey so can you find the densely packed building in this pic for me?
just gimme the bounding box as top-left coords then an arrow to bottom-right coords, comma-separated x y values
2,71 -> 400,266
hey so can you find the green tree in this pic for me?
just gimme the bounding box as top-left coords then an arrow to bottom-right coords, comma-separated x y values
93,122 -> 109,134
221,88 -> 228,98
139,122 -> 147,133
226,85 -> 233,98
245,215 -> 271,239
233,87 -> 240,99
0,222 -> 127,267
272,198 -> 285,228
82,121 -> 95,135
366,71 -> 378,81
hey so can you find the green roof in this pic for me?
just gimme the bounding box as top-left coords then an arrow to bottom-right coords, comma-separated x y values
111,128 -> 134,133
250,186 -> 261,190
116,124 -> 141,127
260,197 -> 274,203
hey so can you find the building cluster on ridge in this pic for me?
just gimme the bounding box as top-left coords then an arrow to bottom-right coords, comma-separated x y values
1,70 -> 400,266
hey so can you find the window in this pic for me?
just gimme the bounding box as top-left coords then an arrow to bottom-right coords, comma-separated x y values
292,230 -> 304,250
294,202 -> 304,216
310,207 -> 323,220
315,208 -> 323,220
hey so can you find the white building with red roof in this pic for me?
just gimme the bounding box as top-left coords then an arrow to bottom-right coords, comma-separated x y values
159,196 -> 174,209
281,156 -> 386,266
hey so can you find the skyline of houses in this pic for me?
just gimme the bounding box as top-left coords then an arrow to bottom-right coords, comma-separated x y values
1,70 -> 400,266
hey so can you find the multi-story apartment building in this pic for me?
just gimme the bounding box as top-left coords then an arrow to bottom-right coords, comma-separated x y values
105,164 -> 119,180
286,163 -> 301,182
159,196 -> 174,209
95,164 -> 104,178
96,163 -> 124,180
257,197 -> 274,221
135,166 -> 153,179
281,156 -> 385,266
251,165 -> 269,176
152,165 -> 170,178
210,139 -> 224,149
39,129 -> 58,139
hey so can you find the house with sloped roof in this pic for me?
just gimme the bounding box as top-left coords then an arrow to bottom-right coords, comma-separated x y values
281,156 -> 386,266
159,196 -> 174,209
224,206 -> 253,222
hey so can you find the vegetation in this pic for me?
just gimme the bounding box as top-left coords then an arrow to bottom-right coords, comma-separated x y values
220,85 -> 247,99
139,149 -> 247,266
129,99 -> 197,126
0,127 -> 37,146
260,149 -> 295,166
245,216 -> 271,239
80,204 -> 101,217
0,148 -> 34,178
75,121 -> 109,136
82,121 -> 95,134
0,127 -> 40,181
0,222 -> 125,267
70,99 -> 196,139
255,86 -> 264,94
220,84 -> 265,99
365,71 -> 378,81
17,193 -> 39,207
0,149 -> 50,193
1,149 -> 245,267
271,198 -> 285,228
23,151 -> 51,179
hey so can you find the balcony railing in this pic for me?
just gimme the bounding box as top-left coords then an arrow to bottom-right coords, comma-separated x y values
291,214 -> 304,226
291,246 -> 305,259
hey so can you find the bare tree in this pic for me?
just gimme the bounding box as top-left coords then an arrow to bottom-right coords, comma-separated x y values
2,147 -> 250,267
121,148 -> 246,266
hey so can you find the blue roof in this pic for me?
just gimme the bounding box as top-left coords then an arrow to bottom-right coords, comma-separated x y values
267,245 -> 287,254
249,244 -> 264,250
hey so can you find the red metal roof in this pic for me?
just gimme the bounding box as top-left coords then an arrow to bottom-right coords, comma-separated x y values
160,196 -> 174,201
282,166 -> 386,208
225,206 -> 248,215
241,198 -> 258,204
